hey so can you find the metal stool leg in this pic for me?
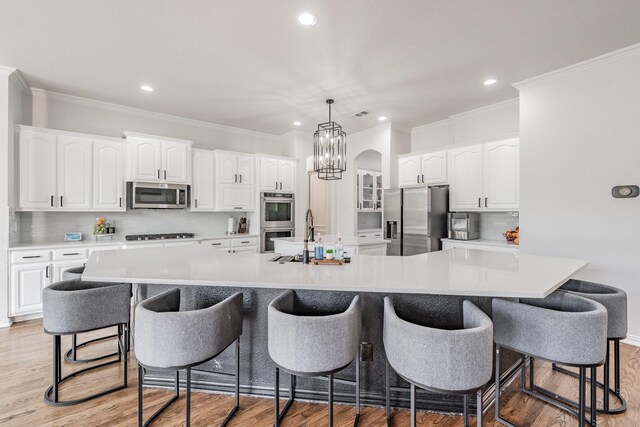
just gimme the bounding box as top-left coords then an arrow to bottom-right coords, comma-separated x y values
221,338 -> 240,427
464,394 -> 469,427
410,383 -> 416,427
590,367 -> 597,426
328,373 -> 334,427
354,353 -> 360,427
274,367 -> 280,427
579,367 -> 586,426
386,358 -> 392,426
476,389 -> 483,427
138,368 -> 180,427
494,345 -> 517,427
186,368 -> 191,427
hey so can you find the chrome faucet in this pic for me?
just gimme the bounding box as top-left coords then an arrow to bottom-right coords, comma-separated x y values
303,209 -> 314,264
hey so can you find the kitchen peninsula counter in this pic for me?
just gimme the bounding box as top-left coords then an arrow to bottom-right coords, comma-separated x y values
83,245 -> 586,298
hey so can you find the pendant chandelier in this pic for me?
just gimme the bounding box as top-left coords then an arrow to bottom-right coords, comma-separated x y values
313,99 -> 347,180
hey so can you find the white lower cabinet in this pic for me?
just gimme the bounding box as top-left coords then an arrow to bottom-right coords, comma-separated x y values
441,240 -> 518,253
10,262 -> 51,316
53,260 -> 88,282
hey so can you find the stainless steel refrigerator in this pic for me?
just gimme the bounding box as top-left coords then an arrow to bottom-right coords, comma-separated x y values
382,186 -> 449,256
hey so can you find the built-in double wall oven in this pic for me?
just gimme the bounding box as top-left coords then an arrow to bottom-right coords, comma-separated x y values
261,192 -> 295,253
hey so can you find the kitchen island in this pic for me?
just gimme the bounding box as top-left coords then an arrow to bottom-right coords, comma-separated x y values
272,234 -> 390,256
83,246 -> 587,414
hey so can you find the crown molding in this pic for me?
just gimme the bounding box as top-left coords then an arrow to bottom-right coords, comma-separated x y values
18,124 -> 124,143
411,118 -> 452,134
0,66 -> 29,90
26,87 -> 282,141
450,98 -> 519,121
513,42 -> 640,90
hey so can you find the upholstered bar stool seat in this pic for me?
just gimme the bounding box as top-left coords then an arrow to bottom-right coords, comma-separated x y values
384,298 -> 493,427
135,288 -> 243,427
492,292 -> 608,426
61,266 -> 128,364
552,280 -> 628,413
268,290 -> 362,427
42,279 -> 131,406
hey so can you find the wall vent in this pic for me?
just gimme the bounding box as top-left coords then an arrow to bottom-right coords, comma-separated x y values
354,111 -> 369,117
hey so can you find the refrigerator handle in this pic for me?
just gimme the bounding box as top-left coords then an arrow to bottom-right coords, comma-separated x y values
386,221 -> 398,239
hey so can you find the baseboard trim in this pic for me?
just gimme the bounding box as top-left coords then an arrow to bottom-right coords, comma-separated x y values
0,319 -> 13,328
12,313 -> 43,323
622,335 -> 640,347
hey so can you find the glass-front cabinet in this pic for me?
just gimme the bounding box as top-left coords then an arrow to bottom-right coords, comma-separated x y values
356,169 -> 382,211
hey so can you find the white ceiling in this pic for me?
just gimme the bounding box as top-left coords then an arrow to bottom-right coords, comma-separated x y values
1,1 -> 640,135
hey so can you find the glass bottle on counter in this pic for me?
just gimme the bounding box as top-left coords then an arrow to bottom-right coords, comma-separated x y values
335,234 -> 344,261
314,234 -> 324,260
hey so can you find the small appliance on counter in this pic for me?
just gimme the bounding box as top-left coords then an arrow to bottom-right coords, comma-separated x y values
447,212 -> 480,240
237,217 -> 249,234
64,232 -> 83,242
125,232 -> 195,241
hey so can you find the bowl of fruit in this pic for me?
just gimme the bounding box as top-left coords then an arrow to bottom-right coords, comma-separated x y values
93,217 -> 109,235
504,227 -> 520,245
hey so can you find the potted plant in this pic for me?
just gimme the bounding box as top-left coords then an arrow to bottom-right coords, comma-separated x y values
325,248 -> 334,260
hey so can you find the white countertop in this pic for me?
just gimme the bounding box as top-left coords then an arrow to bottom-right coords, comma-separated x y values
82,245 -> 587,298
9,234 -> 259,250
272,234 -> 389,246
441,238 -> 519,249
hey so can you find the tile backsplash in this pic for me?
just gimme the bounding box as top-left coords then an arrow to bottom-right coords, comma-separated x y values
478,212 -> 519,240
14,210 -> 248,244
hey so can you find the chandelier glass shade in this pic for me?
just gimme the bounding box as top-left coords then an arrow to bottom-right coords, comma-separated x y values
313,99 -> 347,180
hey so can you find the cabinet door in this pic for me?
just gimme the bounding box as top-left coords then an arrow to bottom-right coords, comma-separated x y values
278,160 -> 295,192
375,173 -> 383,210
216,152 -> 239,184
93,140 -> 125,211
132,139 -> 162,181
217,184 -> 254,211
237,154 -> 255,185
449,145 -> 484,211
259,158 -> 279,191
483,139 -> 519,210
19,131 -> 57,210
57,136 -> 93,210
420,151 -> 447,184
162,141 -> 189,183
10,262 -> 51,316
361,171 -> 376,210
53,259 -> 87,283
192,150 -> 215,211
398,156 -> 422,187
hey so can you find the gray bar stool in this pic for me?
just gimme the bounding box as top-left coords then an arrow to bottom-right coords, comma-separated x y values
42,278 -> 131,406
61,266 -> 127,364
268,290 -> 362,427
492,292 -> 608,426
383,298 -> 493,427
135,288 -> 244,427
547,280 -> 628,414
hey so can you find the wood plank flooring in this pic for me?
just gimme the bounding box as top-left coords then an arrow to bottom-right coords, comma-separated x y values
0,320 -> 638,426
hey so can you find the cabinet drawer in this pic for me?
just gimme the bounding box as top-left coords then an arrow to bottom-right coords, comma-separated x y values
11,250 -> 52,264
53,248 -> 89,261
202,239 -> 231,248
231,237 -> 258,247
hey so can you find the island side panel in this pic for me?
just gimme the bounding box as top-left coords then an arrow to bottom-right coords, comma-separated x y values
137,283 -> 519,412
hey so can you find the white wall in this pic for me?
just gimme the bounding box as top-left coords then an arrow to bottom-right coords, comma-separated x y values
517,44 -> 640,341
411,98 -> 519,151
25,89 -> 284,155
0,68 -> 25,326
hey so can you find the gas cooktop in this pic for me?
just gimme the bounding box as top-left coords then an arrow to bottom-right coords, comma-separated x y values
125,233 -> 195,241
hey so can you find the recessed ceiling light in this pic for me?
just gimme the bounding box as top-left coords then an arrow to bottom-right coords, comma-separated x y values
293,121 -> 302,126
298,12 -> 317,26
140,85 -> 154,92
378,116 -> 387,121
483,79 -> 497,86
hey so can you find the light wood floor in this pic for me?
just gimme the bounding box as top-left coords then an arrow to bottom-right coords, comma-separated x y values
0,320 -> 638,426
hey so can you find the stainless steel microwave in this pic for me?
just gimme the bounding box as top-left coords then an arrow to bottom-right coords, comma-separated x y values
127,182 -> 188,209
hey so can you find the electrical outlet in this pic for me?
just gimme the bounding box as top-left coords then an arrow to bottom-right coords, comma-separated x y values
360,342 -> 373,362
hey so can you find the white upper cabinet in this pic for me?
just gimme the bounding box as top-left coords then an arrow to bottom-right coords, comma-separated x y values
191,149 -> 215,211
57,135 -> 93,210
398,155 -> 422,187
162,141 -> 189,183
125,132 -> 192,184
420,151 -> 447,184
131,139 -> 162,181
449,139 -> 519,211
278,160 -> 295,192
483,138 -> 519,210
449,144 -> 484,211
214,151 -> 255,211
398,151 -> 447,187
93,140 -> 125,211
19,130 -> 57,209
259,157 -> 279,191
258,157 -> 296,192
18,126 -> 127,212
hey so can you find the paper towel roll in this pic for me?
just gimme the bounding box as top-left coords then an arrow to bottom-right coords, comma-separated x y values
228,217 -> 235,235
